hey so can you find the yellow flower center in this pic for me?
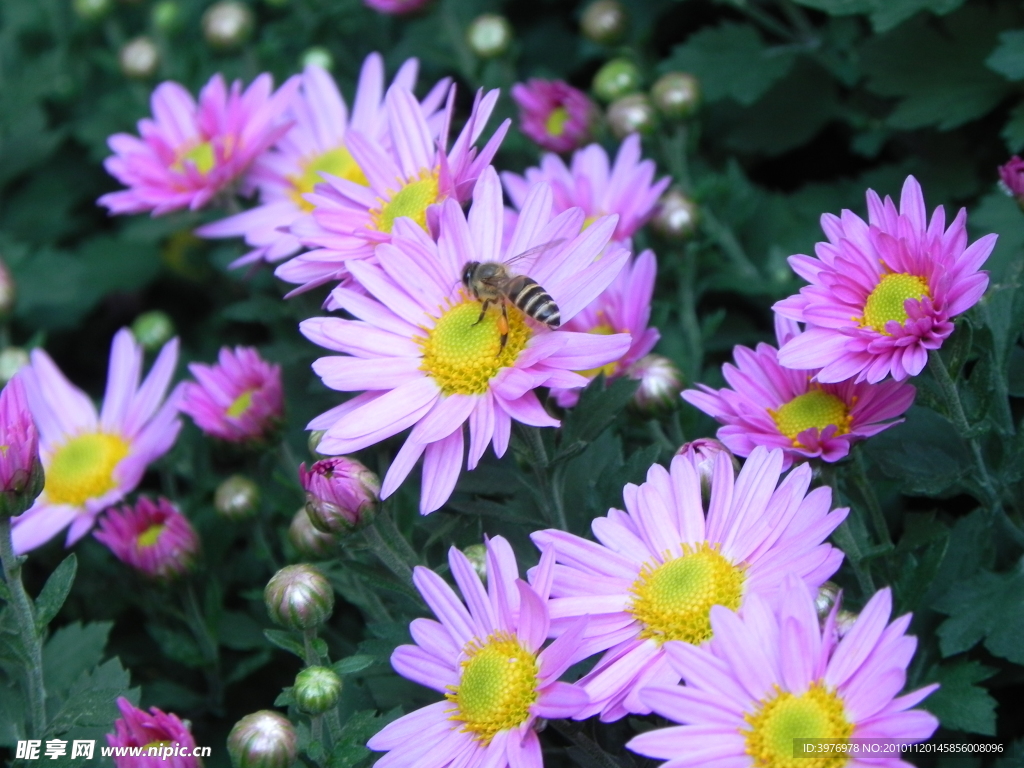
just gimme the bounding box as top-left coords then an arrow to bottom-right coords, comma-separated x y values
226,389 -> 254,418
45,433 -> 130,507
860,273 -> 930,334
176,141 -> 216,174
546,106 -> 570,137
628,542 -> 745,646
418,299 -> 531,396
446,632 -> 539,745
744,682 -> 854,768
769,390 -> 851,448
370,171 -> 440,234
288,147 -> 369,212
576,324 -> 619,379
137,524 -> 165,548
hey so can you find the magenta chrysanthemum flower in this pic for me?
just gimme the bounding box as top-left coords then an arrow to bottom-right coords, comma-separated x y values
0,375 -> 44,518
511,79 -> 596,154
683,317 -> 915,469
276,83 -> 509,295
94,497 -> 199,581
502,135 -> 669,243
627,578 -> 939,768
107,696 -> 201,768
196,56 -> 449,268
179,346 -> 283,444
367,536 -> 590,768
549,249 -> 660,408
100,73 -> 299,216
300,167 -> 630,514
773,176 -> 995,383
12,330 -> 182,553
363,0 -> 431,14
998,155 -> 1024,203
530,446 -> 848,722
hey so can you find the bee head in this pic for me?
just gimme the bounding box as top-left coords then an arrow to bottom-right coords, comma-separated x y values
461,262 -> 480,288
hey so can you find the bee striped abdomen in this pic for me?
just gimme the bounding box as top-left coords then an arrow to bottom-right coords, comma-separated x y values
508,276 -> 561,328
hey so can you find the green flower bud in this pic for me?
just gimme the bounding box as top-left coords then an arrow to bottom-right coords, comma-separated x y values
214,475 -> 260,521
288,507 -> 337,560
264,564 -> 334,630
627,354 -> 682,415
73,0 -> 113,20
0,258 -> 15,318
580,0 -> 626,45
307,429 -> 328,459
606,93 -> 656,139
462,543 -> 487,584
652,188 -> 699,240
202,1 -> 254,50
293,666 -> 342,715
651,72 -> 701,120
152,1 -> 182,33
301,47 -> 333,71
131,310 -> 175,351
119,37 -> 160,80
0,348 -> 29,385
227,711 -> 297,768
593,59 -> 642,103
466,14 -> 512,59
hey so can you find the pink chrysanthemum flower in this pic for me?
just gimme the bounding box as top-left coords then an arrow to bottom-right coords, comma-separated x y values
0,375 -> 44,518
683,317 -> 915,469
94,497 -> 199,581
367,536 -> 590,768
179,346 -> 283,444
196,56 -> 450,268
530,446 -> 848,722
299,168 -> 631,514
276,83 -> 509,295
363,0 -> 431,14
100,73 -> 300,216
12,330 -> 182,553
502,135 -> 670,243
511,79 -> 596,154
627,578 -> 939,768
549,249 -> 661,408
107,696 -> 202,768
773,176 -> 995,383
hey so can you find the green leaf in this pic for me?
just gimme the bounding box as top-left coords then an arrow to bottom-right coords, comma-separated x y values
923,661 -> 997,735
327,709 -> 401,768
1002,101 -> 1024,152
866,406 -> 970,496
218,610 -> 266,651
332,654 -> 375,676
893,514 -> 948,614
791,0 -> 965,31
659,23 -> 795,106
987,30 -> 1024,81
264,628 -> 307,659
42,622 -> 112,700
559,376 -> 638,454
146,623 -> 205,668
934,567 -> 1024,663
34,554 -> 77,630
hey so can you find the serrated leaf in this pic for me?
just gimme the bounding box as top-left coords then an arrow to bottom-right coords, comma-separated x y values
225,650 -> 272,685
934,568 -> 1024,663
327,709 -> 401,768
332,655 -> 375,676
559,376 -> 638,453
866,406 -> 970,496
146,623 -> 205,668
987,30 -> 1024,81
923,661 -> 997,735
43,622 -> 112,700
264,629 -> 307,660
791,0 -> 965,31
34,555 -> 76,630
1002,101 -> 1024,152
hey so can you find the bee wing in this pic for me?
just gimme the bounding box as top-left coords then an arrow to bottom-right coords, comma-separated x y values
503,238 -> 567,273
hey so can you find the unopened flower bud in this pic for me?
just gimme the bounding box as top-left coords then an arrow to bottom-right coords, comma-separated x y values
462,544 -> 488,584
73,0 -> 113,20
203,1 -> 254,50
0,259 -> 15,319
651,72 -> 701,120
652,188 -> 699,240
119,37 -> 160,81
288,507 -> 336,559
998,156 -> 1024,212
675,438 -> 738,499
628,354 -> 682,414
467,14 -> 512,58
300,458 -> 380,533
815,581 -> 840,621
293,666 -> 342,715
581,0 -> 627,45
0,376 -> 44,519
606,93 -> 656,139
835,609 -> 858,638
593,59 -> 642,103
131,310 -> 175,351
0,348 -> 29,385
301,47 -> 333,71
264,564 -> 334,630
307,429 -> 328,459
152,1 -> 182,33
227,710 -> 297,768
215,475 -> 260,520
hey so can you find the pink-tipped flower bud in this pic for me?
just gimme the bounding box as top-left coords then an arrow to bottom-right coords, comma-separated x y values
0,376 -> 44,519
651,72 -> 701,120
0,348 -> 29,385
119,36 -> 159,80
580,0 -> 627,45
607,93 -> 656,139
227,711 -> 297,768
467,14 -> 512,58
293,666 -> 342,715
362,0 -> 432,15
628,354 -> 682,414
0,258 -> 15,318
998,156 -> 1024,212
288,507 -> 337,559
214,475 -> 260,521
652,188 -> 700,239
675,438 -> 739,499
299,458 -> 380,534
93,497 -> 200,581
264,564 -> 334,630
202,1 -> 253,50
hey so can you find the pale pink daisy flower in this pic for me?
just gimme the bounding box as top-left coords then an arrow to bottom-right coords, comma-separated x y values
107,697 -> 202,768
94,496 -> 200,581
502,134 -> 670,243
195,56 -> 450,268
511,79 -> 596,154
774,175 -> 995,383
363,0 -> 431,14
530,446 -> 848,722
627,578 -> 939,768
11,330 -> 182,553
683,316 -> 915,469
299,167 -> 631,513
367,536 -> 590,768
549,249 -> 661,408
276,82 -> 510,295
99,73 -> 300,216
179,346 -> 283,444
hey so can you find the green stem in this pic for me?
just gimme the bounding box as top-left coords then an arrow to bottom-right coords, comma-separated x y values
818,465 -> 875,595
521,427 -> 568,530
0,518 -> 46,737
678,244 -> 703,383
183,582 -> 224,715
699,206 -> 759,279
849,449 -> 891,550
378,507 -> 421,568
362,520 -> 413,584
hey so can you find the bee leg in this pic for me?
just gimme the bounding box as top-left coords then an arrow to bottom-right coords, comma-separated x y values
473,300 -> 490,326
497,303 -> 509,356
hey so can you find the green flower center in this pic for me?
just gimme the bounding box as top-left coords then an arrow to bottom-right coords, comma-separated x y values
46,433 -> 130,507
418,299 -> 531,396
370,172 -> 440,234
744,682 -> 853,768
769,390 -> 850,447
629,542 -> 745,645
446,632 -> 539,745
177,142 -> 216,174
289,147 -> 368,211
861,273 -> 930,335
137,524 -> 165,548
545,106 -> 570,137
226,389 -> 254,418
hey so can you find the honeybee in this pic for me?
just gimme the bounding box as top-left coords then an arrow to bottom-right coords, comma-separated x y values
461,241 -> 563,353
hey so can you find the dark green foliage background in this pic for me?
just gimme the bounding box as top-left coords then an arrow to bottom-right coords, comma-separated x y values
1,0 -> 1024,765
